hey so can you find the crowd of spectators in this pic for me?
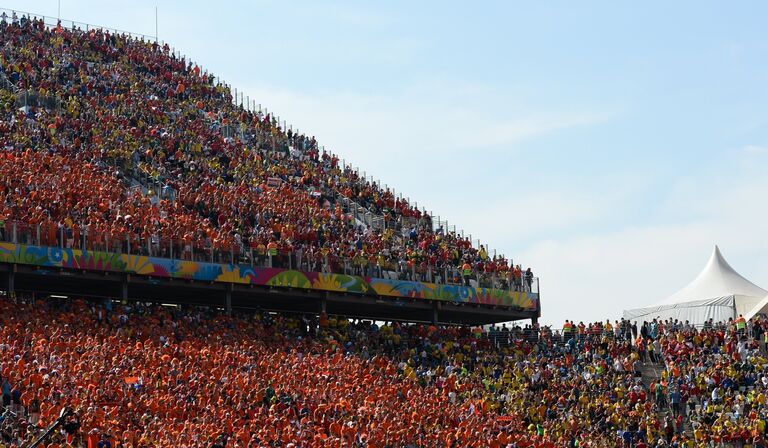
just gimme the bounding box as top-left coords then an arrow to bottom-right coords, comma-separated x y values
2,293 -> 768,447
3,11 -> 768,448
0,14 -> 532,289
3,8 -> 768,448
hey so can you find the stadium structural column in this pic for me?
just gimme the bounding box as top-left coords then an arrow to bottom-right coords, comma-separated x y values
121,275 -> 129,301
532,283 -> 541,326
320,292 -> 328,315
432,302 -> 439,325
7,265 -> 15,297
225,284 -> 233,315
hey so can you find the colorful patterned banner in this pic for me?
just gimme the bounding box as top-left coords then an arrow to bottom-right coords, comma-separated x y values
0,243 -> 538,311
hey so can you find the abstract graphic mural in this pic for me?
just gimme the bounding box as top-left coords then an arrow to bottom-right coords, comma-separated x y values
0,243 -> 539,311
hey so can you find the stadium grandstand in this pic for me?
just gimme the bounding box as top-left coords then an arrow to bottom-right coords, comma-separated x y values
2,9 -> 768,448
0,10 -> 539,325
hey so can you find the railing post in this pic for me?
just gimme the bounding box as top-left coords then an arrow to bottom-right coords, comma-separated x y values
127,234 -> 131,256
36,224 -> 40,246
12,221 -> 16,244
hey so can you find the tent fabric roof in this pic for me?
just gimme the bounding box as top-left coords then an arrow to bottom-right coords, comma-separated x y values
624,296 -> 735,323
659,245 -> 768,305
745,294 -> 768,321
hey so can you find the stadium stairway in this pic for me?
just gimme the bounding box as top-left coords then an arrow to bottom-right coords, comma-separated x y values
639,361 -> 663,390
639,362 -> 695,436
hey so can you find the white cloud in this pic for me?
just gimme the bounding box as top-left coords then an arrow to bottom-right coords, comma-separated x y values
235,82 -> 609,168
743,144 -> 767,155
446,187 -> 624,252
466,113 -> 611,149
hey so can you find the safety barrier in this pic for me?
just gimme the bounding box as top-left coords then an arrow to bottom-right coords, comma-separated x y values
0,241 -> 539,311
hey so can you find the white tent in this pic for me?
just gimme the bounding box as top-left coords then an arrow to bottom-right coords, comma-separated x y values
623,246 -> 767,325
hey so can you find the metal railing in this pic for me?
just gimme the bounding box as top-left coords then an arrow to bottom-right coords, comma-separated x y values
0,8 -> 161,45
15,89 -> 61,111
0,219 -> 539,294
338,197 -> 385,231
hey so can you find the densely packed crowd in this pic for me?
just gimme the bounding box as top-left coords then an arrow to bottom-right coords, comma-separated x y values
2,293 -> 768,447
0,14 -> 530,288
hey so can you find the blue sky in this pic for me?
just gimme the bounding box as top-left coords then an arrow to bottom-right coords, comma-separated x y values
8,0 -> 768,324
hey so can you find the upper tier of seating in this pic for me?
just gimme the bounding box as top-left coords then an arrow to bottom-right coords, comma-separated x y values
0,15 -> 533,289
